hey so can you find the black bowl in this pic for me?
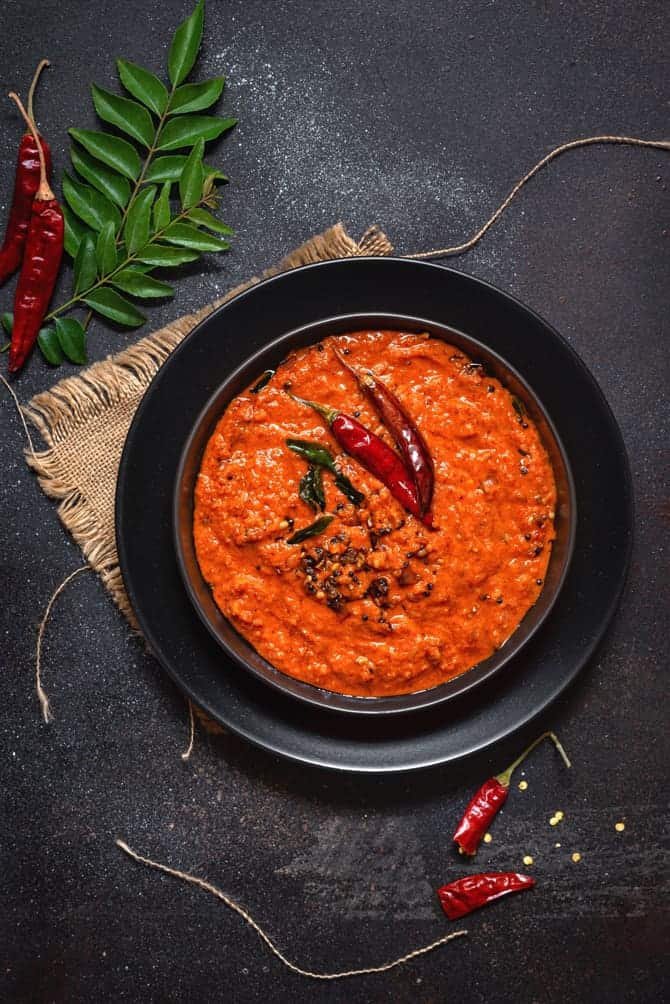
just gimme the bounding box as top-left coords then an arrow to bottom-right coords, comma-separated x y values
174,312 -> 577,715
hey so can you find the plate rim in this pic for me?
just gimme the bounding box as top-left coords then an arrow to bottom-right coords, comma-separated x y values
116,256 -> 633,772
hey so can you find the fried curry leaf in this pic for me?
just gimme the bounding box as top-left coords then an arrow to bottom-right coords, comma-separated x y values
512,396 -> 527,418
333,472 -> 364,508
299,465 -> 326,512
287,515 -> 334,545
286,438 -> 364,507
250,369 -> 275,394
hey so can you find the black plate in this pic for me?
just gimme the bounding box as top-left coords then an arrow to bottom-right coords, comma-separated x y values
173,313 -> 576,715
116,258 -> 632,772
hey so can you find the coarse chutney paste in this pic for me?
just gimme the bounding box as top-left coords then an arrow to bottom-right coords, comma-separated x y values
193,330 -> 557,697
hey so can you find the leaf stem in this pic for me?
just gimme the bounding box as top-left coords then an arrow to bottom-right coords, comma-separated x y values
44,196 -> 209,322
116,84 -> 177,244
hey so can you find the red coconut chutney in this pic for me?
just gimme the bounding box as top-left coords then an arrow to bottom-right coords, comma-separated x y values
193,330 -> 557,697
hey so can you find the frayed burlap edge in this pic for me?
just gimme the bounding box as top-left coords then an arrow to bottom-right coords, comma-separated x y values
23,223 -> 393,628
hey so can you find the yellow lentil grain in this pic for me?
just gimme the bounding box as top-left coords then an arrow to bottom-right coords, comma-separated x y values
518,780 -> 528,791
549,816 -> 559,826
483,833 -> 493,844
555,842 -> 561,848
615,822 -> 625,832
523,855 -> 534,866
555,811 -> 564,821
571,852 -> 581,863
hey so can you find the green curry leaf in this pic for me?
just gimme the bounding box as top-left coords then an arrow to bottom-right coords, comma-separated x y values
68,129 -> 141,181
83,288 -> 146,327
38,326 -> 65,366
70,144 -> 131,209
116,59 -> 169,116
91,84 -> 155,147
179,139 -> 205,209
54,317 -> 88,364
168,0 -> 205,87
170,77 -> 225,115
73,234 -> 98,294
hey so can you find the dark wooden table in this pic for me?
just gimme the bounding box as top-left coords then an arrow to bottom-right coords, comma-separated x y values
1,1 -> 668,1001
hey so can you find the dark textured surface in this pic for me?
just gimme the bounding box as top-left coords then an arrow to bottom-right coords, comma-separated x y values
0,1 -> 668,1001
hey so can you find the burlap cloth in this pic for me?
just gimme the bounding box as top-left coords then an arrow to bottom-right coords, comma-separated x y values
24,223 -> 393,627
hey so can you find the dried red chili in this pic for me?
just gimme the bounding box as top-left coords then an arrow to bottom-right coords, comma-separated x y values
438,872 -> 535,920
289,392 -> 428,523
0,61 -> 52,286
333,346 -> 435,521
453,731 -> 571,856
7,92 -> 63,374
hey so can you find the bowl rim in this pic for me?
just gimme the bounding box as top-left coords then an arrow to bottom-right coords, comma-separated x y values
173,311 -> 577,715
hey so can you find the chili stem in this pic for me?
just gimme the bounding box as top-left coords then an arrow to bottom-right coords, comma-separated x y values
27,59 -> 50,124
8,92 -> 53,200
333,345 -> 378,391
495,730 -> 571,788
332,344 -> 357,376
287,391 -> 338,425
43,194 -> 215,323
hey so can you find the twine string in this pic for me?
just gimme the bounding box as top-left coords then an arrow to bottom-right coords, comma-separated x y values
407,134 -> 670,260
2,357 -> 197,748
0,373 -> 94,723
0,372 -> 37,455
181,699 -> 196,760
115,839 -> 466,979
36,566 -> 91,722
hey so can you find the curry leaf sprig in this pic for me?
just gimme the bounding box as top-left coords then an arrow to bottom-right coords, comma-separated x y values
286,438 -> 365,508
37,0 -> 235,366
